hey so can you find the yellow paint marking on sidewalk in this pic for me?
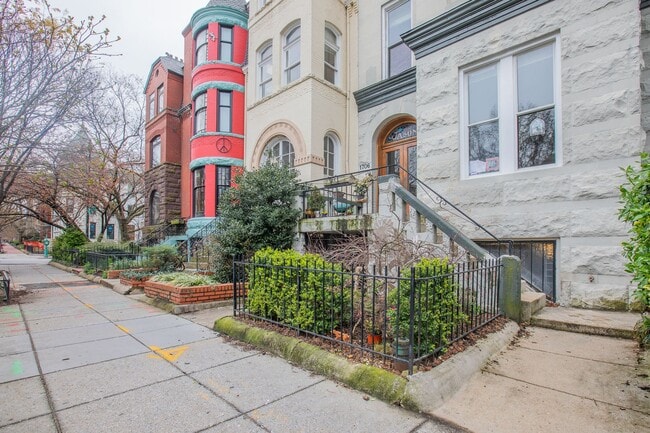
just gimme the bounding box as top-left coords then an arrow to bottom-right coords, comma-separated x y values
84,303 -> 94,309
147,345 -> 188,362
116,325 -> 131,334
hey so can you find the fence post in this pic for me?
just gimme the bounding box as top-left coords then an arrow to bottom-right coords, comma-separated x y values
499,255 -> 522,323
408,267 -> 415,375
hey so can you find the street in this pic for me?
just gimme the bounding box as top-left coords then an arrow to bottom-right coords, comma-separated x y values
0,251 -> 461,433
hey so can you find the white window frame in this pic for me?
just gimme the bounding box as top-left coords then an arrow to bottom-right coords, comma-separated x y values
323,133 -> 340,176
459,37 -> 562,180
261,136 -> 295,167
258,43 -> 273,98
196,28 -> 208,66
383,0 -> 412,79
150,136 -> 161,168
324,26 -> 340,85
283,25 -> 301,85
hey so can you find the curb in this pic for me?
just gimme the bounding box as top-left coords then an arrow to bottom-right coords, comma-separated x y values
214,316 -> 519,417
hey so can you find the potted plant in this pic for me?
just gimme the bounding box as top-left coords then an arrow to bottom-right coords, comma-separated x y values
353,174 -> 375,199
306,188 -> 326,217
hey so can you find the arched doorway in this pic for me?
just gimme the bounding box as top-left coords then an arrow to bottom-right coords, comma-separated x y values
378,119 -> 417,195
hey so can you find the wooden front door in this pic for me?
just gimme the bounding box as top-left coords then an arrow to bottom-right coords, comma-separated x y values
379,122 -> 417,195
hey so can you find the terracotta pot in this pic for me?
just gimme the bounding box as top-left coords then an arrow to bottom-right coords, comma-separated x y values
367,334 -> 382,345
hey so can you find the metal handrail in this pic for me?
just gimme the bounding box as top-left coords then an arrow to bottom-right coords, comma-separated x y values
389,164 -> 512,254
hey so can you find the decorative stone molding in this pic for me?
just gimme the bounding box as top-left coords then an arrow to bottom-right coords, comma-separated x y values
353,67 -> 416,112
251,120 -> 307,168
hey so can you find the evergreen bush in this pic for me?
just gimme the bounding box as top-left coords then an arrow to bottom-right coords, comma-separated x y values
619,153 -> 650,345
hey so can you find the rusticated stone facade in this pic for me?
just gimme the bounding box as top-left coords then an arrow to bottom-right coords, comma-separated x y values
354,0 -> 647,310
145,163 -> 182,225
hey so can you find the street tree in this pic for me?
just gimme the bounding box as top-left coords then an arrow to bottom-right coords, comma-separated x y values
0,0 -> 115,209
67,70 -> 145,242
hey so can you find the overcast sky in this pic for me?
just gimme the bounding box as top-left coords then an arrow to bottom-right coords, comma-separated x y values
54,0 -> 214,80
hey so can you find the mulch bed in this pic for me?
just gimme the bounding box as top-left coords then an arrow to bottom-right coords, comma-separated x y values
231,315 -> 510,374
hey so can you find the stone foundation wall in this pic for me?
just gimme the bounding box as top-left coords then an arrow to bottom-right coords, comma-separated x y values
144,163 -> 182,226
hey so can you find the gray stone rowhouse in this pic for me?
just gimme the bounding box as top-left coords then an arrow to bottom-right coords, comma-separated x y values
354,0 -> 649,310
144,164 -> 182,226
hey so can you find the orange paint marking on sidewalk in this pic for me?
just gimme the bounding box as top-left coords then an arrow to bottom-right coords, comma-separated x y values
147,345 -> 188,362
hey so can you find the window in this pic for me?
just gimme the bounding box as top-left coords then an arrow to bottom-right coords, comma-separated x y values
89,222 -> 96,239
215,166 -> 231,215
283,26 -> 301,84
219,25 -> 233,62
193,167 -> 205,217
323,134 -> 339,176
462,42 -> 558,177
196,28 -> 208,66
107,224 -> 114,240
258,44 -> 273,98
194,92 -> 207,134
262,136 -> 295,167
218,91 -> 232,132
385,0 -> 412,78
148,93 -> 155,120
157,85 -> 164,114
150,136 -> 161,168
149,191 -> 160,225
324,27 -> 339,85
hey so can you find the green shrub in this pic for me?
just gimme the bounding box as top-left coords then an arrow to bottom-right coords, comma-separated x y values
387,257 -> 468,354
142,245 -> 183,272
83,262 -> 94,274
150,272 -> 217,287
120,269 -> 156,281
247,248 -> 347,334
213,163 -> 301,280
619,153 -> 650,345
52,227 -> 87,262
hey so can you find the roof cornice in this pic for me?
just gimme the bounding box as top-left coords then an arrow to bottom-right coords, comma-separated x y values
402,0 -> 553,59
353,67 -> 416,112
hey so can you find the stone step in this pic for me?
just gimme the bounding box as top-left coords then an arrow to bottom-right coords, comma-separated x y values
521,291 -> 546,322
531,306 -> 640,340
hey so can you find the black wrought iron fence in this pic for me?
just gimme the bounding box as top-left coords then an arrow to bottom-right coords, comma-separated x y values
1,270 -> 10,302
233,256 -> 502,374
85,251 -> 143,271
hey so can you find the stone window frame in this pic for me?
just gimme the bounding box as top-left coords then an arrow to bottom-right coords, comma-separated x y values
258,42 -> 273,99
324,25 -> 340,85
149,190 -> 160,225
219,25 -> 233,62
459,36 -> 561,179
283,24 -> 301,85
383,0 -> 412,79
150,136 -> 161,168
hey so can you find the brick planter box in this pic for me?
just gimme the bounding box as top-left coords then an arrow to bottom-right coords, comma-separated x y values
120,277 -> 149,291
106,269 -> 124,279
143,280 -> 234,305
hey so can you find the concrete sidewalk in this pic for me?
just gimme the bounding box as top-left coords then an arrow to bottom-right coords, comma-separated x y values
0,257 -> 462,433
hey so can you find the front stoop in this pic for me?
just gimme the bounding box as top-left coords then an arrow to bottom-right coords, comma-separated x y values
531,306 -> 640,339
521,292 -> 546,322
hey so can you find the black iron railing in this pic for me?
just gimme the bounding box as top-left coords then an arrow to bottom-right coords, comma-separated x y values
298,168 -> 380,219
178,218 -> 220,270
233,256 -> 502,374
1,270 -> 10,302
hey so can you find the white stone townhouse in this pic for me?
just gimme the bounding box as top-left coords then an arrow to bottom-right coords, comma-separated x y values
245,0 -> 649,310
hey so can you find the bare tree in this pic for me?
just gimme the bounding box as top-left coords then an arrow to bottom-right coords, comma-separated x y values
0,0 -> 115,209
67,71 -> 145,242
